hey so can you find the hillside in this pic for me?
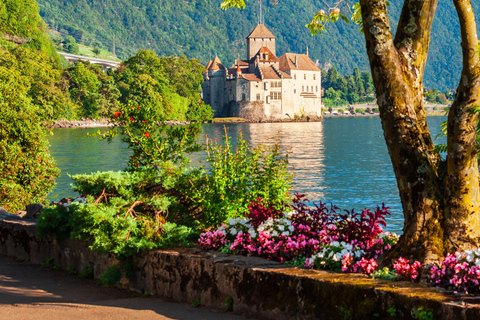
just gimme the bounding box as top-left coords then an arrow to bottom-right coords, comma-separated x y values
36,0 -> 480,89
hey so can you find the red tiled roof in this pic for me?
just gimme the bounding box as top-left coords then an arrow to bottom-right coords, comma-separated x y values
279,53 -> 320,72
246,24 -> 276,39
231,59 -> 249,68
252,47 -> 279,63
209,56 -> 226,70
240,73 -> 262,82
259,66 -> 292,80
227,67 -> 249,75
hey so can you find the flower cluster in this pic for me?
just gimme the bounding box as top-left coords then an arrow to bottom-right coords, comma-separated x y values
199,197 -> 395,273
393,257 -> 421,282
429,250 -> 480,294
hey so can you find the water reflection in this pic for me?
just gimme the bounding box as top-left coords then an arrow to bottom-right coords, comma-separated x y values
47,116 -> 447,234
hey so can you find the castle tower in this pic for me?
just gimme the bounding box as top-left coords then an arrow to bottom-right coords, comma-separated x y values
246,24 -> 276,60
208,56 -> 227,117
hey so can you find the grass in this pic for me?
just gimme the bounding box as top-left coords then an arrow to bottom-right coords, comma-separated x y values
78,45 -> 121,61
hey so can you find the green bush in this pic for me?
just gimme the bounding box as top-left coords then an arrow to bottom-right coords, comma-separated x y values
355,108 -> 365,114
187,128 -> 292,228
0,67 -> 59,212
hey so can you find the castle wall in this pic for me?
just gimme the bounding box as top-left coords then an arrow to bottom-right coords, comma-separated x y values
288,70 -> 322,117
208,69 -> 227,117
247,38 -> 275,60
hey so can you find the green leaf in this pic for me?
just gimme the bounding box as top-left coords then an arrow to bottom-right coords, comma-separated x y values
340,14 -> 350,24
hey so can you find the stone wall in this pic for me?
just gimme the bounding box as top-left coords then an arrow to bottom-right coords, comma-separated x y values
1,216 -> 479,319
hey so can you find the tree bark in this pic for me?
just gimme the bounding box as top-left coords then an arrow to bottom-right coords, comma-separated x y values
360,0 -> 480,264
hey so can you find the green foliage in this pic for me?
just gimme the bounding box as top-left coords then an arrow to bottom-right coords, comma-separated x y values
225,296 -> 234,312
0,0 -> 59,63
99,265 -> 122,286
0,46 -> 70,120
0,67 -> 59,212
115,50 -> 212,122
41,258 -> 55,268
354,108 -> 365,114
79,265 -> 94,279
191,298 -> 201,307
371,267 -> 400,281
322,66 -> 375,106
188,127 -> 292,228
158,222 -> 199,248
412,307 -> 434,320
386,305 -> 397,317
63,35 -> 79,54
64,61 -> 120,118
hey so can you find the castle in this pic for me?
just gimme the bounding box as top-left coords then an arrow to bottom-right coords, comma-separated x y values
202,24 -> 322,121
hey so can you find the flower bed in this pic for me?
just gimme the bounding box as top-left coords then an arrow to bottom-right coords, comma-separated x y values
199,195 -> 480,296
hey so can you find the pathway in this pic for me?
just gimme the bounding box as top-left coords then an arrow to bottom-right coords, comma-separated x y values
0,255 -> 252,320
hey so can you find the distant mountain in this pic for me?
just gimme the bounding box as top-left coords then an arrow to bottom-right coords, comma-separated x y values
36,0 -> 479,89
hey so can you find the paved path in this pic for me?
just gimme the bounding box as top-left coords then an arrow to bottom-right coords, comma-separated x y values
0,255 -> 252,320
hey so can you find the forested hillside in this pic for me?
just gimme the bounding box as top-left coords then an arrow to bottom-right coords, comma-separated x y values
36,0 -> 479,89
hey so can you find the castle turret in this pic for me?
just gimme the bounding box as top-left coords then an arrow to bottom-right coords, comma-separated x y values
246,24 -> 276,60
208,56 -> 227,117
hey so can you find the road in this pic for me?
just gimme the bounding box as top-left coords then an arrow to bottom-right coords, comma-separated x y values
0,255 -> 252,320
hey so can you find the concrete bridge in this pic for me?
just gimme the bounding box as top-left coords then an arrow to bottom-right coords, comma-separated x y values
57,51 -> 121,70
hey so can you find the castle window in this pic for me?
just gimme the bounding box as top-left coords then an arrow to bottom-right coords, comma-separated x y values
311,86 -> 313,92
314,74 -> 316,80
256,94 -> 260,100
294,74 -> 296,80
302,85 -> 304,92
304,74 -> 306,80
294,89 -> 296,94
270,92 -> 282,100
316,86 -> 318,92
242,93 -> 246,100
306,86 -> 308,92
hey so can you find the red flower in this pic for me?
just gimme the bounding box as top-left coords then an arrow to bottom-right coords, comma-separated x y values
129,117 -> 134,121
135,163 -> 139,167
143,120 -> 147,123
137,106 -> 140,110
144,132 -> 151,138
114,111 -> 121,118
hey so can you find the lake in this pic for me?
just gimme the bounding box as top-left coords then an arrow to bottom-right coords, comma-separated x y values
47,116 -> 447,233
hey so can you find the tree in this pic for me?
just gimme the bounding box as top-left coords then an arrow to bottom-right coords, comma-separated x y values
0,67 -> 59,212
63,36 -> 79,54
222,0 -> 480,264
92,47 -> 101,56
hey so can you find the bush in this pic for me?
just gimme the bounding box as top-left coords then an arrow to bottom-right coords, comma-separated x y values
355,108 -> 365,114
187,128 -> 292,228
0,67 -> 59,212
372,107 -> 379,113
338,109 -> 345,114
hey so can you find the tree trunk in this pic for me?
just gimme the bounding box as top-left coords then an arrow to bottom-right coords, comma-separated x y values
359,0 -> 480,264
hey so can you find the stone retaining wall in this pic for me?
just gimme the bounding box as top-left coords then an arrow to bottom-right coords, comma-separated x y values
1,216 -> 479,319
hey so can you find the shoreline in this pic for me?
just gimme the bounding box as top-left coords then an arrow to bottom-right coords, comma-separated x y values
47,110 -> 446,129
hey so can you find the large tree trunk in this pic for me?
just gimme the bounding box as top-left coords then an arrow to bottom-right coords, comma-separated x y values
359,0 -> 480,264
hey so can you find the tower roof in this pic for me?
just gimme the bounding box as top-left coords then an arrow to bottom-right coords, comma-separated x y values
205,60 -> 213,71
250,46 -> 279,63
246,24 -> 276,39
209,56 -> 226,70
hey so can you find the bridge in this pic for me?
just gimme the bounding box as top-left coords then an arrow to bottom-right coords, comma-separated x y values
57,52 -> 121,70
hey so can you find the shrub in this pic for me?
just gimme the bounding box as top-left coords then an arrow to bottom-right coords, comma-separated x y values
188,128 -> 292,228
355,108 -> 365,114
338,109 -> 344,114
0,67 -> 59,212
372,107 -> 379,113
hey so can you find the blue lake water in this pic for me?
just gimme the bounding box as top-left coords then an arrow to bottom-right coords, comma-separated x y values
47,116 -> 447,233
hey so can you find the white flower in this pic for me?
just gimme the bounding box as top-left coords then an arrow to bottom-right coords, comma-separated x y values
229,228 -> 237,235
466,251 -> 474,262
330,241 -> 340,247
271,230 -> 279,237
282,231 -> 289,236
476,258 -> 480,267
329,251 -> 334,258
344,244 -> 353,251
332,253 -> 340,262
228,219 -> 236,225
341,248 -> 349,256
355,251 -> 363,258
289,225 -> 294,232
278,225 -> 285,231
